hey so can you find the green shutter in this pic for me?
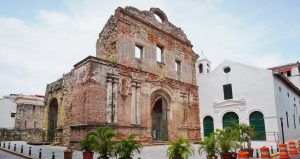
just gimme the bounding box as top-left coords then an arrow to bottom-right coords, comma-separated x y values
223,84 -> 233,100
203,116 -> 214,137
249,111 -> 266,141
223,112 -> 239,128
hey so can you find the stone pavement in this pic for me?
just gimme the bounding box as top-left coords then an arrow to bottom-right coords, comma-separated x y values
0,149 -> 25,159
2,141 -> 206,159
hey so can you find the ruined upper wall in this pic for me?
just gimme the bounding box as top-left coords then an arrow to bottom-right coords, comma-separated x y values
96,7 -> 198,85
96,7 -> 193,57
121,7 -> 192,45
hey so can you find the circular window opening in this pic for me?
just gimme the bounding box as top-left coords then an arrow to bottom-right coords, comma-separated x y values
224,67 -> 231,73
154,13 -> 163,23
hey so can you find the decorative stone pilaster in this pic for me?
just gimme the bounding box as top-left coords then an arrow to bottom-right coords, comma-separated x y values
106,73 -> 119,123
131,79 -> 141,124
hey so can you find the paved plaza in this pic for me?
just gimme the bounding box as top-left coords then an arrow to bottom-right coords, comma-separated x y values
2,141 -> 205,159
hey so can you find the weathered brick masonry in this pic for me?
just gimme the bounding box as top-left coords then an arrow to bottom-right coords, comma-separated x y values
43,7 -> 200,147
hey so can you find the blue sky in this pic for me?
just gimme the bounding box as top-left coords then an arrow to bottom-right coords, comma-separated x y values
0,0 -> 299,97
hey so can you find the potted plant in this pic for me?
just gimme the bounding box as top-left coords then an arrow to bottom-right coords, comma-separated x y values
215,128 -> 233,159
64,147 -> 73,159
167,134 -> 194,159
199,133 -> 219,159
89,126 -> 116,159
240,124 -> 255,157
80,133 -> 97,159
116,133 -> 143,159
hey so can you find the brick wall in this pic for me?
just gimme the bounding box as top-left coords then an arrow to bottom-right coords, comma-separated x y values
43,7 -> 200,147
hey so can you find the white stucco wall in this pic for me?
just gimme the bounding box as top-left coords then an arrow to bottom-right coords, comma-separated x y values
287,66 -> 300,89
273,76 -> 300,143
196,60 -> 279,144
0,98 -> 17,128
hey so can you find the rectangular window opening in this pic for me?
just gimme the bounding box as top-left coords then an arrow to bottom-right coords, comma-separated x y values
156,46 -> 163,63
135,45 -> 142,60
175,60 -> 181,80
287,71 -> 291,77
11,113 -> 16,118
175,60 -> 181,72
223,84 -> 233,100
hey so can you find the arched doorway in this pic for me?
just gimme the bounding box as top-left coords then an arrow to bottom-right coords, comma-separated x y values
48,98 -> 58,143
223,112 -> 239,128
203,116 -> 214,137
152,97 -> 168,141
249,111 -> 266,140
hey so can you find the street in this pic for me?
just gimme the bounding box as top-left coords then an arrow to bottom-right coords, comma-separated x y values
0,150 -> 24,159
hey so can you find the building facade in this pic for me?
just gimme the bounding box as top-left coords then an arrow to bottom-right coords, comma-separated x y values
0,96 -> 17,129
43,7 -> 200,146
196,60 -> 300,148
15,95 -> 44,130
269,62 -> 300,89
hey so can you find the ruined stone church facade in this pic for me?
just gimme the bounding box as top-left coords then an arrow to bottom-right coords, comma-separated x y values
43,7 -> 200,146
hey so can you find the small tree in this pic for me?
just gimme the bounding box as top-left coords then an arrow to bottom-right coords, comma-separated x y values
116,134 -> 143,159
199,133 -> 219,158
167,134 -> 194,159
90,126 -> 116,159
215,128 -> 233,153
231,123 -> 255,150
80,133 -> 97,152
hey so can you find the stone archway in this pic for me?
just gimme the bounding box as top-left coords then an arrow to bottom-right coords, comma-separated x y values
151,96 -> 168,141
48,98 -> 58,143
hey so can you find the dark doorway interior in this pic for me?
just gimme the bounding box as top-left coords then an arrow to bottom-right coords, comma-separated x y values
152,97 -> 168,141
48,98 -> 58,143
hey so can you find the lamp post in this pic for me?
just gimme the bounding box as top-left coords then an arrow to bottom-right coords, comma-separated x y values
280,117 -> 285,144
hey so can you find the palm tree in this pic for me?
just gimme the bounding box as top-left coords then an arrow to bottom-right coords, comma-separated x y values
90,126 -> 116,159
167,134 -> 194,159
116,133 -> 143,159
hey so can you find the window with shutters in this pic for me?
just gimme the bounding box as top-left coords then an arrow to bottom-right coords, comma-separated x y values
294,114 -> 296,129
223,84 -> 233,100
249,111 -> 266,141
222,112 -> 239,128
203,116 -> 214,137
286,111 -> 289,128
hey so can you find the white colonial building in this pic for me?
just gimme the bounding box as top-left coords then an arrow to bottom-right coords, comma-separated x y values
269,62 -> 300,89
0,96 -> 17,128
196,59 -> 300,148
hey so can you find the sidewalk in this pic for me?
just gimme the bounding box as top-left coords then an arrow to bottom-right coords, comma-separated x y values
2,141 -> 205,159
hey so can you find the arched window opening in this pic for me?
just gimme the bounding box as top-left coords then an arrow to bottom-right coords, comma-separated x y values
223,112 -> 239,128
203,116 -> 214,137
154,13 -> 163,23
249,111 -> 266,141
199,64 -> 203,73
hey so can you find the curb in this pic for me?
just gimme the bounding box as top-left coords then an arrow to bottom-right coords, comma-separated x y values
0,147 -> 35,159
271,152 -> 280,158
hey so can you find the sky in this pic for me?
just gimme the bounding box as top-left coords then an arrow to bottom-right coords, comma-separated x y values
0,0 -> 299,97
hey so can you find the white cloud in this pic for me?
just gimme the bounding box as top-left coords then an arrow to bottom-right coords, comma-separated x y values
0,0 -> 295,96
